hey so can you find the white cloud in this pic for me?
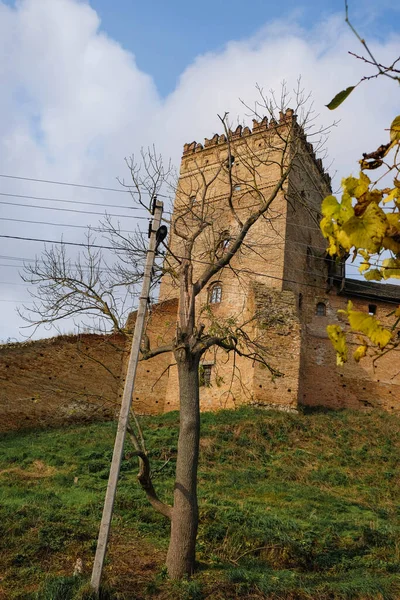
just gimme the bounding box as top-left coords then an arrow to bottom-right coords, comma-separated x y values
0,0 -> 398,340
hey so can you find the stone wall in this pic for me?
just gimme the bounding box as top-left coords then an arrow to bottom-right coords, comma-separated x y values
129,299 -> 178,414
0,332 -> 126,433
252,284 -> 301,411
0,299 -> 180,432
301,292 -> 400,412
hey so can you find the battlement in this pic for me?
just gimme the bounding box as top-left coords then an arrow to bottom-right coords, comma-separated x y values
182,107 -> 331,187
183,108 -> 295,156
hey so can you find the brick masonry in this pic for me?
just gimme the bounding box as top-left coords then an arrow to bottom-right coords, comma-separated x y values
1,113 -> 400,431
0,333 -> 125,433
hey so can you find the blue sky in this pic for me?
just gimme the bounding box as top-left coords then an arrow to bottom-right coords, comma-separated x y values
0,0 -> 398,339
91,0 -> 399,95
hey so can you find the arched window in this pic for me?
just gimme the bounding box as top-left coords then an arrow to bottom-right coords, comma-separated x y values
209,283 -> 222,304
316,302 -> 326,316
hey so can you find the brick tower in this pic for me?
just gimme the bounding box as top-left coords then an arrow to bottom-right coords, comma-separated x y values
139,109 -> 333,413
126,109 -> 400,415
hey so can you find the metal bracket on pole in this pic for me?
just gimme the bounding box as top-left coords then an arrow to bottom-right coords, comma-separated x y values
90,200 -> 163,594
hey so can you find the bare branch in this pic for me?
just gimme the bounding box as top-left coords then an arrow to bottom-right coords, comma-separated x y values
126,422 -> 172,520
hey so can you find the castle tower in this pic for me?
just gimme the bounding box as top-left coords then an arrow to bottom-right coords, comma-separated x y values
154,110 -> 332,412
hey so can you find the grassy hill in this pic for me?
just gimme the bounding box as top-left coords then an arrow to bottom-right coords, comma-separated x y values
1,407 -> 400,599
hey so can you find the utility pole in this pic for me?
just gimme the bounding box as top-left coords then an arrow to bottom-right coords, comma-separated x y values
91,200 -> 163,594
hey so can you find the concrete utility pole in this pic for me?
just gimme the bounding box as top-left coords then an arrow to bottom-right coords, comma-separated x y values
91,200 -> 163,594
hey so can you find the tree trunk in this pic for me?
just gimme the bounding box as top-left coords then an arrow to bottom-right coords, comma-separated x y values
166,347 -> 200,579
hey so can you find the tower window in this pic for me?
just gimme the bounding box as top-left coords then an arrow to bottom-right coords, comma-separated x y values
209,283 -> 222,304
368,304 -> 377,316
200,364 -> 212,387
316,302 -> 326,316
234,184 -> 241,191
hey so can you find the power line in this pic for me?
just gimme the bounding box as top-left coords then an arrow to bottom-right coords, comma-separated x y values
0,216 -> 136,232
0,199 -> 149,219
0,173 -> 173,200
0,173 -> 131,193
0,191 -> 172,214
0,191 -> 137,211
0,234 -> 115,249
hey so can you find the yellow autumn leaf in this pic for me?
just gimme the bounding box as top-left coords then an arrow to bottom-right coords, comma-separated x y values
327,240 -> 341,256
353,345 -> 368,362
339,193 -> 354,223
321,195 -> 340,218
341,176 -> 358,196
327,324 -> 348,365
354,172 -> 371,199
320,217 -> 342,256
385,212 -> 400,228
338,203 -> 388,252
347,310 -> 391,349
368,189 -> 383,203
382,257 -> 400,280
320,216 -> 333,238
381,236 -> 400,254
358,262 -> 370,274
383,188 -> 400,204
390,115 -> 400,143
363,268 -> 383,281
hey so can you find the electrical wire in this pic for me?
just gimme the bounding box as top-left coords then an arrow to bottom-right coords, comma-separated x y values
0,173 -> 132,193
0,217 -> 135,231
0,234 -> 115,249
0,199 -> 150,219
0,191 -> 138,211
0,190 -> 173,215
0,173 -> 173,199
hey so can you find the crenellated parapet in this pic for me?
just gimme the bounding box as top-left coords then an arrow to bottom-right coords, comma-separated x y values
182,107 -> 330,187
182,108 -> 295,156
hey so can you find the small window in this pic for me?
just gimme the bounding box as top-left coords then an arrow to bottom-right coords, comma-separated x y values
234,184 -> 241,191
316,302 -> 326,316
190,195 -> 197,203
209,284 -> 222,304
368,304 -> 377,316
200,364 -> 212,387
298,293 -> 303,310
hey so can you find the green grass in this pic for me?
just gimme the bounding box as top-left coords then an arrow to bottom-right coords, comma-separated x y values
1,407 -> 400,599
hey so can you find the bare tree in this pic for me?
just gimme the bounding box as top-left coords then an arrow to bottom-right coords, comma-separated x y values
21,84 -> 331,579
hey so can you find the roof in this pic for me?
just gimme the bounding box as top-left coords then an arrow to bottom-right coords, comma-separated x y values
339,278 -> 400,304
